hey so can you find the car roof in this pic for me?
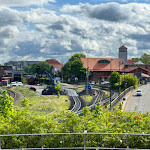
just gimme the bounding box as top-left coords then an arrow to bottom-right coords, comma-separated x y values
137,89 -> 142,91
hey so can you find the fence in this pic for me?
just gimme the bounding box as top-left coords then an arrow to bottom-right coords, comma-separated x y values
0,132 -> 150,149
107,86 -> 134,109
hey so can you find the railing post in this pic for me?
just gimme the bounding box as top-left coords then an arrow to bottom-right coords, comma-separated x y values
126,132 -> 129,149
41,134 -> 44,149
84,131 -> 87,150
0,137 -> 1,149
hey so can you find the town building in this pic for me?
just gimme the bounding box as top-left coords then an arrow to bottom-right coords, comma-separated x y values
81,45 -> 150,83
45,59 -> 63,74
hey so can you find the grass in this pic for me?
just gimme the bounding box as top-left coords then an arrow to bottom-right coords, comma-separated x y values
80,95 -> 93,102
9,86 -> 70,116
47,95 -> 70,112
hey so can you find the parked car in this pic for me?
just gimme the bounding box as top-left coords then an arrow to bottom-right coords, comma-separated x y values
10,81 -> 23,87
101,81 -> 110,85
17,82 -> 23,86
136,89 -> 142,96
10,82 -> 18,87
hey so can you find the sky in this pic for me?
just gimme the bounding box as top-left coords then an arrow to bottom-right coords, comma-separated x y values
0,0 -> 150,64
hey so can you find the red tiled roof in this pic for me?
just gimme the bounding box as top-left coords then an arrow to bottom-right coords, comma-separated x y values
124,66 -> 150,73
119,45 -> 127,49
45,59 -> 63,70
80,58 -> 125,71
127,60 -> 137,64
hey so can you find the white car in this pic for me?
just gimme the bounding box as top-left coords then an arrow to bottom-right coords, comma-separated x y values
101,81 -> 110,85
10,82 -> 18,87
17,82 -> 23,86
136,89 -> 142,96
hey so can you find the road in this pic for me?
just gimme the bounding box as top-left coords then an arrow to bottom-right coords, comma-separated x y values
124,84 -> 150,113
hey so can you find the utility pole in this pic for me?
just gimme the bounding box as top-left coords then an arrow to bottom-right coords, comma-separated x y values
110,59 -> 112,110
86,51 -> 90,95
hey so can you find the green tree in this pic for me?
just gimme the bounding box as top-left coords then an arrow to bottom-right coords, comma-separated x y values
120,73 -> 138,89
22,77 -> 26,84
55,81 -> 62,97
140,53 -> 150,64
62,53 -> 86,81
132,57 -> 140,62
0,90 -> 14,118
109,71 -> 120,88
24,62 -> 52,74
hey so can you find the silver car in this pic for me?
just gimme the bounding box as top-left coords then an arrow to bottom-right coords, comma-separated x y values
136,89 -> 142,96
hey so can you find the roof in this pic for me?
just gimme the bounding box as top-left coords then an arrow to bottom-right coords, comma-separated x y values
127,60 -> 137,64
119,45 -> 127,49
135,61 -> 144,64
80,58 -> 125,71
124,66 -> 150,73
46,59 -> 63,70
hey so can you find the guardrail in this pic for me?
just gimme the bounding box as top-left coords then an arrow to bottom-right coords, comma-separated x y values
0,132 -> 149,149
107,86 -> 134,109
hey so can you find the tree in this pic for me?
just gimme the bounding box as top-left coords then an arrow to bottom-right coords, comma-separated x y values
0,90 -> 14,118
69,54 -> 86,62
132,53 -> 150,64
55,81 -> 62,97
120,73 -> 138,89
132,57 -> 140,62
24,62 -> 52,74
109,71 -> 120,88
140,53 -> 150,64
62,53 -> 86,81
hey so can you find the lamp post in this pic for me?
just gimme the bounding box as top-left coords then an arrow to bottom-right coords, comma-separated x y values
119,61 -> 123,93
61,59 -> 64,83
110,59 -> 113,110
86,51 -> 90,95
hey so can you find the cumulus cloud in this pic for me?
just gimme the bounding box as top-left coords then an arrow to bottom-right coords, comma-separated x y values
0,8 -> 22,27
0,2 -> 150,63
0,0 -> 55,7
61,3 -> 130,22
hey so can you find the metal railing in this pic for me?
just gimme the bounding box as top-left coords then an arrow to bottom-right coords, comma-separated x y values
107,86 -> 134,109
0,132 -> 150,150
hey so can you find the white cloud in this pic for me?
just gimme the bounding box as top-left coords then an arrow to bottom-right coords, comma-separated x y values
1,2 -> 150,64
0,0 -> 55,7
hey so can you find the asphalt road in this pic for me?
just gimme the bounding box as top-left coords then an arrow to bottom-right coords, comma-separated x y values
124,83 -> 150,113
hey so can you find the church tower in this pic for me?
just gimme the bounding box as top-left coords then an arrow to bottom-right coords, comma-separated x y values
118,45 -> 127,63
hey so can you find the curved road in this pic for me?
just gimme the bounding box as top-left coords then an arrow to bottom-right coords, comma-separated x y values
124,84 -> 150,113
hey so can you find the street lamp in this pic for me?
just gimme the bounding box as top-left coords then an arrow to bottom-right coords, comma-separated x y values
110,59 -> 113,110
118,61 -> 123,93
86,51 -> 90,95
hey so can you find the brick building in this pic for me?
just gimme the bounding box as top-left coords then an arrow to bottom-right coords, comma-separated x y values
81,45 -> 150,83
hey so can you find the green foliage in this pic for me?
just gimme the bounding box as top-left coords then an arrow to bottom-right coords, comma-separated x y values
140,53 -> 150,64
132,53 -> 150,64
55,81 -> 62,98
132,57 -> 140,62
0,105 -> 150,148
109,71 -> 120,88
0,90 -> 14,118
120,73 -> 139,89
62,53 -> 86,80
39,77 -> 50,84
24,62 -> 52,74
109,71 -> 138,90
22,77 -> 26,84
21,98 -> 30,107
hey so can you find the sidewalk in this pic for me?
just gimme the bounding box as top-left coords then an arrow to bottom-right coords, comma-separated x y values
122,88 -> 136,111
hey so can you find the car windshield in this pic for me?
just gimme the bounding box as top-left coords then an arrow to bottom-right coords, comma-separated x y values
137,89 -> 142,92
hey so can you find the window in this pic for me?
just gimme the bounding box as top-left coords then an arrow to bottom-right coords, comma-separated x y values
98,60 -> 110,64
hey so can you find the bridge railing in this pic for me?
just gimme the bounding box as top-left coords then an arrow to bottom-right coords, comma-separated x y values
0,132 -> 150,150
